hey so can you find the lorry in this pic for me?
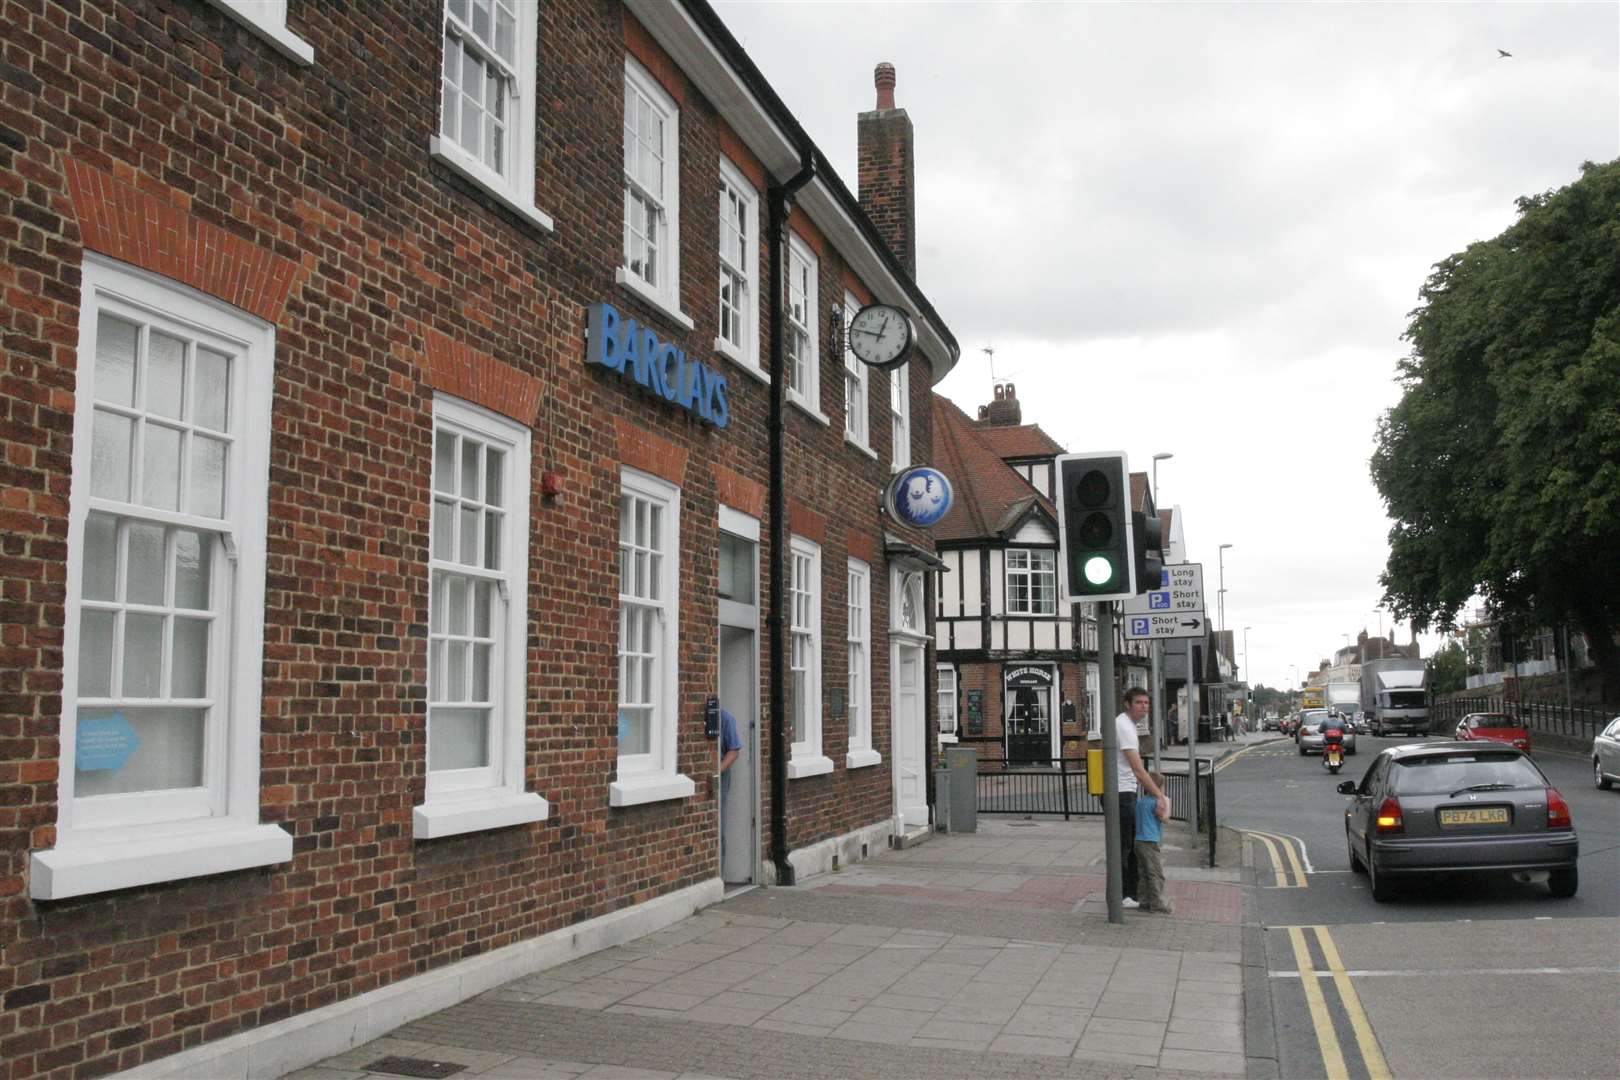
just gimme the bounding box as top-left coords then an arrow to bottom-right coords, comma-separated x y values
1360,658 -> 1429,737
1325,681 -> 1361,724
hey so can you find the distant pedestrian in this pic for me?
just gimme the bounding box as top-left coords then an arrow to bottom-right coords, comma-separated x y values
1134,771 -> 1173,914
1115,687 -> 1171,910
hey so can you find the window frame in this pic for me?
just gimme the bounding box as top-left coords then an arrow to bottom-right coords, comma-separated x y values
612,467 -> 695,805
784,233 -> 824,422
414,393 -> 548,839
715,157 -> 760,374
430,0 -> 552,232
1005,548 -> 1058,616
889,361 -> 911,471
842,291 -> 871,452
31,254 -> 291,900
937,665 -> 959,739
617,57 -> 689,329
788,535 -> 832,778
846,557 -> 880,768
204,0 -> 314,66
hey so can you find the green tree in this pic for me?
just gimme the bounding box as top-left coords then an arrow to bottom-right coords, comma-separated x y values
1428,640 -> 1467,695
1372,159 -> 1620,687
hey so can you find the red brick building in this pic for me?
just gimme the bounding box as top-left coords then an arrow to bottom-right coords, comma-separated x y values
0,2 -> 958,1075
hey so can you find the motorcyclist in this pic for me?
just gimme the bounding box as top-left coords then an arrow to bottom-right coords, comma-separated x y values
1320,712 -> 1347,755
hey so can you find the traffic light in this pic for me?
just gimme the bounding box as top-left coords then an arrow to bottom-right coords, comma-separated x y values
1055,452 -> 1135,602
1132,510 -> 1164,595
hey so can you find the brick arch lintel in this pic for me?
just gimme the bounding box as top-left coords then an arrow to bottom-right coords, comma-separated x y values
420,327 -> 544,427
64,160 -> 304,326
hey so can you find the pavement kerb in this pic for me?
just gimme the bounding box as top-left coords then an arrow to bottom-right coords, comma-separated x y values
1231,823 -> 1280,1080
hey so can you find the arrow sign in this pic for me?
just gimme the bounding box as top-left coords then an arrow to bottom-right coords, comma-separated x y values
1124,609 -> 1209,640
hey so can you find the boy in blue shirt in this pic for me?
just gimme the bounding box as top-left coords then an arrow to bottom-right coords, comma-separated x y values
1134,772 -> 1173,914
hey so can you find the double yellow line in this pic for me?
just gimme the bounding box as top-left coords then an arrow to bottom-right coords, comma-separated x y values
1286,925 -> 1392,1080
1247,829 -> 1308,888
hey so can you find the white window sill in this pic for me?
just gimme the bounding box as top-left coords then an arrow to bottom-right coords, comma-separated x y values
845,747 -> 883,769
787,754 -> 835,780
413,789 -> 549,840
717,339 -> 769,385
430,139 -> 555,233
610,771 -> 697,807
845,434 -> 877,461
206,1 -> 314,66
616,269 -> 695,332
939,733 -> 960,744
30,822 -> 292,901
788,393 -> 830,426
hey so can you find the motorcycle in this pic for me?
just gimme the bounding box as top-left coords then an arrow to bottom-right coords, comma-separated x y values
1322,740 -> 1344,773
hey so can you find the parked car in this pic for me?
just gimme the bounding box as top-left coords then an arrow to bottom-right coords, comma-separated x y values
1297,709 -> 1356,755
1340,742 -> 1579,901
1455,712 -> 1532,754
1594,715 -> 1620,790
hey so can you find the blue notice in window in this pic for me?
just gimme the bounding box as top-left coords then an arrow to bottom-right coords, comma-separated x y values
77,712 -> 140,772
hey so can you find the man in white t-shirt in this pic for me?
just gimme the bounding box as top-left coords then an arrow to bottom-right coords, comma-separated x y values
1116,686 -> 1170,908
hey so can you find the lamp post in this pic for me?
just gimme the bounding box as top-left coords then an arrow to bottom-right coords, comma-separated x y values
1152,452 -> 1173,505
1243,625 -> 1252,729
1217,543 -> 1233,633
1149,453 -> 1172,775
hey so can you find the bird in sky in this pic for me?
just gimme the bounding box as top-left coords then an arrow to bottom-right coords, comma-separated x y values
1498,49 -> 1513,58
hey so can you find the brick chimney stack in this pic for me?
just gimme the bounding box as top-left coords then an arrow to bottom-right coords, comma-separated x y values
857,62 -> 916,278
976,383 -> 1022,427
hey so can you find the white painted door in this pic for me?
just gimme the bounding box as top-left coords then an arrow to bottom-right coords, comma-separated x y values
893,643 -> 927,829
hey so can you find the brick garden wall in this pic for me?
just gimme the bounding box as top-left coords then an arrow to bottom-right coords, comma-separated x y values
0,1 -> 938,1075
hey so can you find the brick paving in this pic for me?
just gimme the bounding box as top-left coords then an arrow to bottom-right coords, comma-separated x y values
287,818 -> 1252,1080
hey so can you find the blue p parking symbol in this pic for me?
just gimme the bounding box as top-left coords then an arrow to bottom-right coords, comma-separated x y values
1131,617 -> 1150,636
1148,591 -> 1171,610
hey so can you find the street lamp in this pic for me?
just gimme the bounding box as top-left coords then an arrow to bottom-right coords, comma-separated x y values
1152,452 -> 1173,505
1217,543 -> 1233,633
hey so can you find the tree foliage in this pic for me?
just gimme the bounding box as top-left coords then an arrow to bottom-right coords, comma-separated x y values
1372,159 -> 1620,683
1427,640 -> 1467,696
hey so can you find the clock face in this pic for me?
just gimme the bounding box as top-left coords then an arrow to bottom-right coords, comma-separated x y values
847,304 -> 915,370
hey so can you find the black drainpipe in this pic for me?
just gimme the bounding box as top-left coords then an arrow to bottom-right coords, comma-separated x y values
767,148 -> 815,887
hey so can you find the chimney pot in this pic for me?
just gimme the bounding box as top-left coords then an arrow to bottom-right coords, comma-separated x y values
874,62 -> 896,110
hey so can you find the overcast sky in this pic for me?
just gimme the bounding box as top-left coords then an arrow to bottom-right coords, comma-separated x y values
716,0 -> 1620,691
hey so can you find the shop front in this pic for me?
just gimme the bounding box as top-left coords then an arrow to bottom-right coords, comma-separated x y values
1005,664 -> 1058,763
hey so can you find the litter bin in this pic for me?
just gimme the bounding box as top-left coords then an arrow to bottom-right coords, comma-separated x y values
1197,716 -> 1212,744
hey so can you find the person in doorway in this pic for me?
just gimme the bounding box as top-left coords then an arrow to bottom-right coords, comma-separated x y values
1134,770 -> 1173,914
1168,703 -> 1181,746
1116,687 -> 1170,909
718,708 -> 742,863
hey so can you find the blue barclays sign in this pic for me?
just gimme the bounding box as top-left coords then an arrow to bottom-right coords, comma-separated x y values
586,303 -> 730,428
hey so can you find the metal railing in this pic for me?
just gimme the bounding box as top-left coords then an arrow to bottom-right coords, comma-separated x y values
1432,696 -> 1614,742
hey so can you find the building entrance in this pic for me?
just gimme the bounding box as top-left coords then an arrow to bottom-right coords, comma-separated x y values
1005,665 -> 1054,763
717,524 -> 759,886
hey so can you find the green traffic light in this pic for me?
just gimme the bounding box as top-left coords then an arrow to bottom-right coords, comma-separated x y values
1084,555 -> 1113,586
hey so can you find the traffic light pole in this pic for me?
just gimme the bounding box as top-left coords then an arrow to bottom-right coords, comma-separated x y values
1098,601 -> 1123,925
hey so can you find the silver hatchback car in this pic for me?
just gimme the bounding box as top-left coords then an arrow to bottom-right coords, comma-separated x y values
1340,743 -> 1579,901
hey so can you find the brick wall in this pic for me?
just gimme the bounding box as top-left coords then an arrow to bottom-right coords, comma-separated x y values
0,1 -> 942,1076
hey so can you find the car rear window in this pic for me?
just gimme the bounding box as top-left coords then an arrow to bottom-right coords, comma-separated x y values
1390,753 -> 1543,795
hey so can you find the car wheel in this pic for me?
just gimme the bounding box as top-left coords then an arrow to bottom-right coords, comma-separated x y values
1347,830 -> 1365,874
1368,846 -> 1393,902
1597,758 -> 1614,791
1548,867 -> 1578,898
1298,744 -> 1306,756
1348,745 -> 1357,756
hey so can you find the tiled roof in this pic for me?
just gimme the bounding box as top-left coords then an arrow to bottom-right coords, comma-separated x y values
974,423 -> 1065,461
932,394 -> 1056,542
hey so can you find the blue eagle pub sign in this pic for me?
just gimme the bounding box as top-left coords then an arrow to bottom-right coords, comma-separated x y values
586,302 -> 730,428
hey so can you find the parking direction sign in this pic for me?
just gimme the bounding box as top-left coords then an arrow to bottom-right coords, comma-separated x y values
1124,610 -> 1208,640
1122,563 -> 1206,639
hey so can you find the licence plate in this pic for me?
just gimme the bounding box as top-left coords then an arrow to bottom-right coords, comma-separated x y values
1439,807 -> 1510,826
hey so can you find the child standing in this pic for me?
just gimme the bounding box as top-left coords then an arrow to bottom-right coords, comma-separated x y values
1134,773 -> 1173,914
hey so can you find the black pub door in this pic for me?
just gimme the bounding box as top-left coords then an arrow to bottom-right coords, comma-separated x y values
1004,666 -> 1054,763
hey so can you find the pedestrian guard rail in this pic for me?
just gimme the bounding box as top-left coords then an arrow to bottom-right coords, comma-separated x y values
1431,696 -> 1614,742
955,737 -> 1217,864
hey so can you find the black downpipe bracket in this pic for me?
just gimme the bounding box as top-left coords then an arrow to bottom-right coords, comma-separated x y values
767,150 -> 815,887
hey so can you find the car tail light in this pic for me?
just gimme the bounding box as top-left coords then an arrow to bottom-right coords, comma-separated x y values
1546,789 -> 1572,830
1375,796 -> 1404,834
